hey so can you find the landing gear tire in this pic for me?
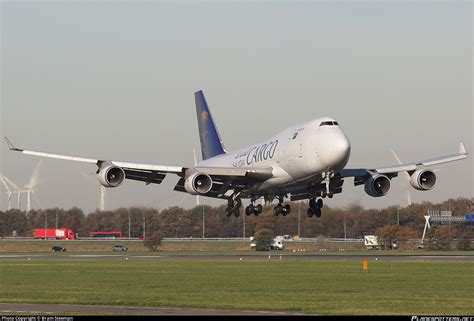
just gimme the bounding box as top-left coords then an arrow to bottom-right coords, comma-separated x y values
316,198 -> 323,208
234,198 -> 242,208
273,205 -> 283,216
227,197 -> 242,217
255,204 -> 263,216
282,204 -> 291,216
314,207 -> 321,218
308,198 -> 323,218
246,202 -> 263,216
245,204 -> 254,216
328,192 -> 333,199
233,207 -> 240,217
310,198 -> 323,209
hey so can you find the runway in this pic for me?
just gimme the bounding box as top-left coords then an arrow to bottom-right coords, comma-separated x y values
0,254 -> 472,261
0,303 -> 303,316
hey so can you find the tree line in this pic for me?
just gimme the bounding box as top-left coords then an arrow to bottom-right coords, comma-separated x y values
0,197 -> 472,246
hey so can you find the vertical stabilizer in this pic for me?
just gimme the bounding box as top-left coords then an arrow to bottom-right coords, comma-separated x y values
194,90 -> 226,160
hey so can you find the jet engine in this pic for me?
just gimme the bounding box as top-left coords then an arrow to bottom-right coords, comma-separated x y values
98,164 -> 125,187
410,169 -> 436,191
364,174 -> 391,197
184,172 -> 213,195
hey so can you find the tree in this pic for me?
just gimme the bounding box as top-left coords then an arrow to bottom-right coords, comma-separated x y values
144,230 -> 164,252
457,233 -> 472,251
254,228 -> 273,251
375,224 -> 399,248
429,225 -> 453,251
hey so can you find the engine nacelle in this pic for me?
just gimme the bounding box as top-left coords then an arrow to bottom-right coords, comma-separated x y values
410,169 -> 436,191
364,174 -> 391,197
184,172 -> 212,195
98,165 -> 125,188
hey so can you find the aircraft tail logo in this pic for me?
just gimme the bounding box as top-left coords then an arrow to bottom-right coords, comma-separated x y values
194,91 -> 226,160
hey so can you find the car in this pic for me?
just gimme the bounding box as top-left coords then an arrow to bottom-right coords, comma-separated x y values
283,235 -> 293,241
52,246 -> 66,252
112,245 -> 128,252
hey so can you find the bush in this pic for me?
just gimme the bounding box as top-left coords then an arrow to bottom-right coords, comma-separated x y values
254,228 -> 273,251
457,233 -> 473,251
144,230 -> 163,252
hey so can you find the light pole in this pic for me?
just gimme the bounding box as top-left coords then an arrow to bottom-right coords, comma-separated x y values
343,212 -> 347,242
44,210 -> 47,240
143,212 -> 146,239
128,210 -> 131,239
243,209 -> 246,240
298,201 -> 301,237
202,205 -> 205,239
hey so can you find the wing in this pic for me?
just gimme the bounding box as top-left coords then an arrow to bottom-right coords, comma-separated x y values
340,142 -> 468,181
4,137 -> 184,184
4,137 -> 273,197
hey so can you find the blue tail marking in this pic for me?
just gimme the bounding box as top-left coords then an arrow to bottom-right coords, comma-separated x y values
194,90 -> 226,160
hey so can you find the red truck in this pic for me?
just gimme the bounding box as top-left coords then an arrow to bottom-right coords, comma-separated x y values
34,228 -> 76,240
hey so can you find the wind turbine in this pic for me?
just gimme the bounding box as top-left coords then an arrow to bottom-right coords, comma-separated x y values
22,161 -> 42,212
1,175 -> 21,208
390,149 -> 412,206
81,172 -> 106,211
1,161 -> 42,211
0,174 -> 17,210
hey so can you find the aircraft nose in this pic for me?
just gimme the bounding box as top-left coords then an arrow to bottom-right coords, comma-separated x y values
320,131 -> 351,170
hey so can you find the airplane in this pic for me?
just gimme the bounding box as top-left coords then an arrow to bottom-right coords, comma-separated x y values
4,90 -> 469,218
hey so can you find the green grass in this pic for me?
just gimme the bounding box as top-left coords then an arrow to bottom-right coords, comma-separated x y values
0,259 -> 472,315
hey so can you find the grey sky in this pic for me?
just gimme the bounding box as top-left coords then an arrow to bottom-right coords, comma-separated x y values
1,1 -> 472,213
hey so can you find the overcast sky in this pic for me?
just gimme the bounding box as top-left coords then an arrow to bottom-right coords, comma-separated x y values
1,1 -> 472,214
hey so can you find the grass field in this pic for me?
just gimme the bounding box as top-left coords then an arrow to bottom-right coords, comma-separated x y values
1,259 -> 472,315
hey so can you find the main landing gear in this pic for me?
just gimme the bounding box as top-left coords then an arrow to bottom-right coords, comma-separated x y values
307,198 -> 323,218
273,195 -> 291,216
227,197 -> 263,217
226,198 -> 242,217
245,201 -> 263,216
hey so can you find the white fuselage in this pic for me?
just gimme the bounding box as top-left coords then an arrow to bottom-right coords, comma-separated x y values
199,117 -> 351,193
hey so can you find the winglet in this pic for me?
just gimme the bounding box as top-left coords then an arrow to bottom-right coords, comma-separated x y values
4,137 -> 23,152
459,142 -> 467,155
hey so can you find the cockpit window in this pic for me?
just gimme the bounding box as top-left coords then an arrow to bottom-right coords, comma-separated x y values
319,121 -> 339,126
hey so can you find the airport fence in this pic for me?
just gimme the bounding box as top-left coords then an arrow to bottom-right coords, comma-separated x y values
1,236 -> 364,243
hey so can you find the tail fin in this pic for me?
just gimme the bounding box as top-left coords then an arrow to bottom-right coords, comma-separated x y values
194,90 -> 226,160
